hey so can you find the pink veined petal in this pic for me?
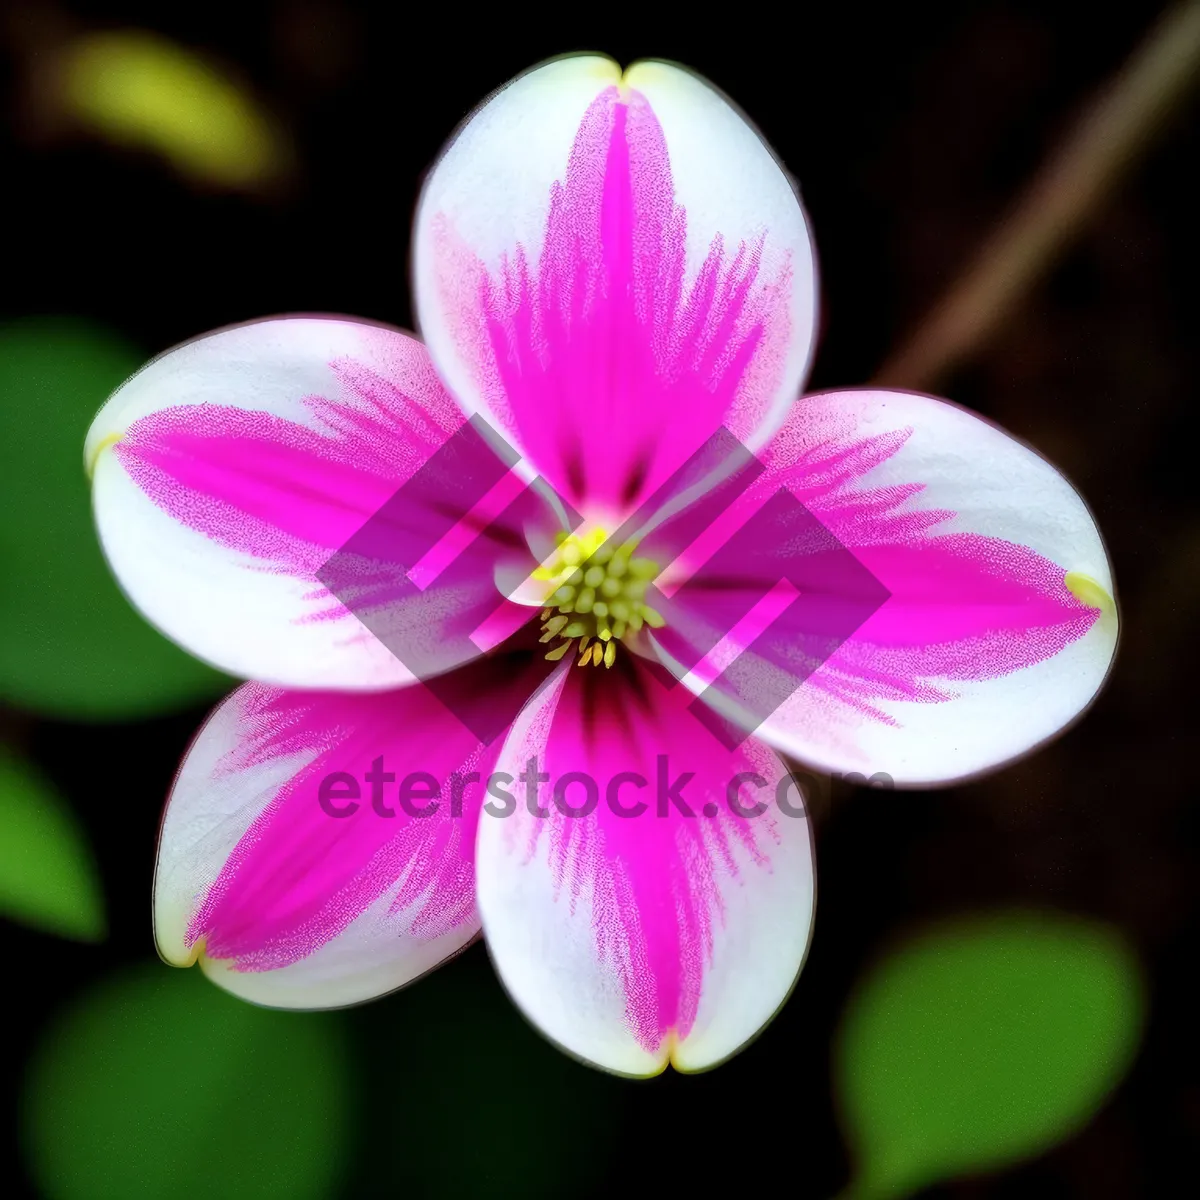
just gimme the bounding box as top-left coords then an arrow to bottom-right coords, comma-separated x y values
155,660 -> 526,1008
648,389 -> 1119,785
474,656 -> 815,1075
87,316 -> 537,690
414,54 -> 817,521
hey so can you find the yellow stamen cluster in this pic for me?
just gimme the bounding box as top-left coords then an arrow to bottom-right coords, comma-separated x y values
533,528 -> 664,668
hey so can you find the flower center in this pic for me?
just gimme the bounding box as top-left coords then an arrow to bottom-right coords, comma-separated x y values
533,528 -> 664,668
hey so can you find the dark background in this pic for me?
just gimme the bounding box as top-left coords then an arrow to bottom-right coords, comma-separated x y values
2,1 -> 1197,1196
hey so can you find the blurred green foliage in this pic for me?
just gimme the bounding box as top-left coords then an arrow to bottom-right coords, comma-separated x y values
22,962 -> 351,1200
0,318 -> 230,718
0,747 -> 105,941
834,909 -> 1145,1199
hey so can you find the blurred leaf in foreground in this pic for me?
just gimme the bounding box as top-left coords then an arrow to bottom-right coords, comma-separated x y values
60,29 -> 291,192
0,748 -> 105,941
22,962 -> 351,1200
0,318 -> 230,719
835,909 -> 1145,1199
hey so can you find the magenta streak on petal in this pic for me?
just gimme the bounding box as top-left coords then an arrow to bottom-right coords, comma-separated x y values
823,537 -> 1097,710
431,87 -> 793,515
113,355 -> 542,677
115,356 -> 463,580
515,661 -> 783,1052
186,673 -> 502,972
767,409 -> 1102,702
651,405 -> 1100,735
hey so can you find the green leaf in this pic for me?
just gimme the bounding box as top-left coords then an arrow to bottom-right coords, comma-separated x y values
0,749 -> 105,941
0,318 -> 231,719
835,909 -> 1145,1199
22,962 -> 351,1200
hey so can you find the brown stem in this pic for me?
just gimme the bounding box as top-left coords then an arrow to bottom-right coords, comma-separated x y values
875,1 -> 1200,391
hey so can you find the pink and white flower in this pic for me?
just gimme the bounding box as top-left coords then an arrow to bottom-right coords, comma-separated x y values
85,55 -> 1117,1075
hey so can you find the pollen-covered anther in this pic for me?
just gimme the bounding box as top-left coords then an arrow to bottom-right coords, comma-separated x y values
536,528 -> 662,667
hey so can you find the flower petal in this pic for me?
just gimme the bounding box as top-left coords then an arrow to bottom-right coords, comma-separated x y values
648,389 -> 1118,785
475,657 -> 815,1075
154,666 -> 520,1008
414,54 -> 817,519
88,316 -> 535,690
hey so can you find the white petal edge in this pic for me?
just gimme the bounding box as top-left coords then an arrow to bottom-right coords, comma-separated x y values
88,316 -> 462,690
